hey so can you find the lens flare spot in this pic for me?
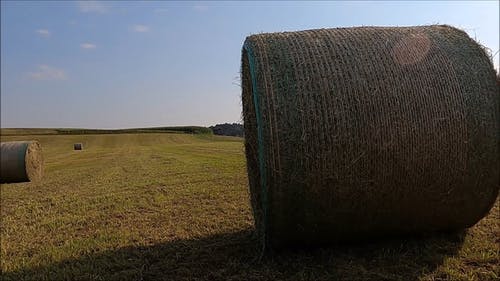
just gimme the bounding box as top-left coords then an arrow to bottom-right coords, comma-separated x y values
392,33 -> 432,65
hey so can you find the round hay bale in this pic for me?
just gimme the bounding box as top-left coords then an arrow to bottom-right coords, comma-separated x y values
241,25 -> 500,249
74,143 -> 83,150
0,141 -> 44,183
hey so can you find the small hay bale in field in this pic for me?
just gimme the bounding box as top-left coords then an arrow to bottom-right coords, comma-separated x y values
74,143 -> 83,150
241,25 -> 500,249
0,141 -> 44,183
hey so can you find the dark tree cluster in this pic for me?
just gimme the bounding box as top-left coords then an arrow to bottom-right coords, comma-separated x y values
209,123 -> 244,137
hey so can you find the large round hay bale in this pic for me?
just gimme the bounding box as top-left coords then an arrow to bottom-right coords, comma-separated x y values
74,143 -> 83,150
0,141 -> 44,183
241,25 -> 500,249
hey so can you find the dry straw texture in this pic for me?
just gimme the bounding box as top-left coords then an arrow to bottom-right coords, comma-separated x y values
0,141 -> 44,183
241,25 -> 500,249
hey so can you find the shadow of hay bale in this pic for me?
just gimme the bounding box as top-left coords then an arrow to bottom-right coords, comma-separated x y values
2,229 -> 466,281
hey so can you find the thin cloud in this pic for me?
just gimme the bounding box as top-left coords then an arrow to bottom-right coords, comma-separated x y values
81,43 -> 97,49
131,25 -> 150,33
36,29 -> 50,37
154,8 -> 168,14
28,65 -> 67,81
193,5 -> 208,12
77,1 -> 109,13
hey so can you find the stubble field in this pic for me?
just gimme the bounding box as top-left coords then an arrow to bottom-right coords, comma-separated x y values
1,132 -> 498,280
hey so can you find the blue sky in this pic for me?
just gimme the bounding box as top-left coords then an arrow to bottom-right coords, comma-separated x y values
1,1 -> 498,129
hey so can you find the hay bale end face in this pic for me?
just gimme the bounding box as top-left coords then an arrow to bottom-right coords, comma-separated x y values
241,25 -> 500,249
0,141 -> 44,183
74,143 -> 83,150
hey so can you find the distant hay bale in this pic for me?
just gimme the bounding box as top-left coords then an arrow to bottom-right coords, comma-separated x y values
241,25 -> 500,249
0,141 -> 44,183
74,143 -> 83,150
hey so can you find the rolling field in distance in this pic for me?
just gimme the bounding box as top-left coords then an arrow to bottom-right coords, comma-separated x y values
1,132 -> 498,280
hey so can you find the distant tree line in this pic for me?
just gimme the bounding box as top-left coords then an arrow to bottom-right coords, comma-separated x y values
209,123 -> 244,137
54,126 -> 212,135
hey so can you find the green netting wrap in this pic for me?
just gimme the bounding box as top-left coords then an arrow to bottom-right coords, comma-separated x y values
243,42 -> 269,252
241,25 -> 500,249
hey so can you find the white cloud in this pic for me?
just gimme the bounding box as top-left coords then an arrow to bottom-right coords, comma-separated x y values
80,43 -> 97,49
36,29 -> 50,37
28,65 -> 67,81
77,1 -> 109,13
193,5 -> 208,12
131,24 -> 150,33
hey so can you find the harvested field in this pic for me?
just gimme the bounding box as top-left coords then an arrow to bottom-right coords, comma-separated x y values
1,132 -> 498,280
